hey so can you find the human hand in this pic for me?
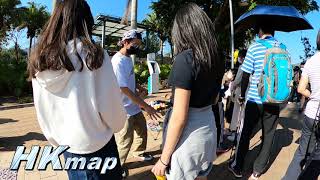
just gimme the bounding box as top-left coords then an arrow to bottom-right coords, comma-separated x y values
238,96 -> 245,106
151,158 -> 168,177
144,105 -> 162,121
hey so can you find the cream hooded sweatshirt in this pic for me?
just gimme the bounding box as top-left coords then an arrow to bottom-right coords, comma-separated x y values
32,40 -> 126,154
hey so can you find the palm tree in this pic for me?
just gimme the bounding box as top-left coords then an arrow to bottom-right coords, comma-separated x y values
122,0 -> 138,29
19,2 -> 50,56
121,0 -> 132,25
143,12 -> 168,63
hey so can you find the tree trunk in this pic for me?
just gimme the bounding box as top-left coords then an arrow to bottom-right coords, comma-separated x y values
14,39 -> 19,62
160,39 -> 164,64
0,18 -> 3,31
131,0 -> 137,29
121,0 -> 131,25
29,37 -> 33,58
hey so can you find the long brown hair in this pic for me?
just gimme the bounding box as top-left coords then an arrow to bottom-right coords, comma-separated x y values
171,3 -> 223,81
28,0 -> 104,80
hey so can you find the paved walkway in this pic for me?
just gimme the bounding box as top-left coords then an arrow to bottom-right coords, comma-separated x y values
0,100 -> 306,180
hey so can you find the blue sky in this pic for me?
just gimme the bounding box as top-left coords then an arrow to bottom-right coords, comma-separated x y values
16,0 -> 320,64
20,0 -> 153,22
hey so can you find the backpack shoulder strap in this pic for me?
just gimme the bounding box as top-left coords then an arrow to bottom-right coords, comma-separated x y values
257,39 -> 287,51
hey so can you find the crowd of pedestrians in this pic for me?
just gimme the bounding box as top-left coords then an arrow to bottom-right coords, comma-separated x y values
27,0 -> 320,180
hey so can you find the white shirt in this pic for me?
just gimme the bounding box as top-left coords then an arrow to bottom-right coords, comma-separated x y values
32,40 -> 126,154
111,52 -> 141,116
302,51 -> 320,119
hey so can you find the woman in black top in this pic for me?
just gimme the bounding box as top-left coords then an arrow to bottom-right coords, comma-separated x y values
152,3 -> 224,180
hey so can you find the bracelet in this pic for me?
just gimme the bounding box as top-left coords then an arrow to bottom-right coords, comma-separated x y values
159,158 -> 168,167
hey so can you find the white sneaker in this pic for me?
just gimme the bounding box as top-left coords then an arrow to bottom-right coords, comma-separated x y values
249,172 -> 261,180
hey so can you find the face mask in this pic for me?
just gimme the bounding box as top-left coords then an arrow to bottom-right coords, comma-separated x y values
127,45 -> 139,55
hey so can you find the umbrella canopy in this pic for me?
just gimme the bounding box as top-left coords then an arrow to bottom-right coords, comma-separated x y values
235,5 -> 313,32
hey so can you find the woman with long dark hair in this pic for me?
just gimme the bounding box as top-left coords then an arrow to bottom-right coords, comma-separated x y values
152,3 -> 224,180
28,0 -> 126,179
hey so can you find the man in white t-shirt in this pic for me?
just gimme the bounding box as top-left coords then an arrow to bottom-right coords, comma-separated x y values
111,30 -> 161,177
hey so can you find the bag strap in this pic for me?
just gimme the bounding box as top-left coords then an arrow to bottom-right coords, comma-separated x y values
257,39 -> 287,50
300,102 -> 320,170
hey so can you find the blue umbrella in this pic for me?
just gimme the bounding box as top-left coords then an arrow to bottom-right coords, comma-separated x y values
235,5 -> 313,32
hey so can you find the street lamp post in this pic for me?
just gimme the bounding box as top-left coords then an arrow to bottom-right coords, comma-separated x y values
229,0 -> 249,69
131,0 -> 137,64
229,0 -> 235,69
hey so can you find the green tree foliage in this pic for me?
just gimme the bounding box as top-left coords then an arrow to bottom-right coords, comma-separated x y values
0,48 -> 30,97
8,29 -> 26,62
0,0 -> 25,47
138,31 -> 161,59
143,12 -> 169,63
18,2 -> 50,55
134,62 -> 172,85
104,36 -> 121,53
159,64 -> 172,80
150,0 -> 319,53
0,1 -> 49,97
300,37 -> 316,63
134,62 -> 149,84
144,32 -> 161,54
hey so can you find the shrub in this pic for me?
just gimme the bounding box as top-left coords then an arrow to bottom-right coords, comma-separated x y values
0,49 -> 31,97
134,62 -> 149,85
134,62 -> 172,85
159,64 -> 172,80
